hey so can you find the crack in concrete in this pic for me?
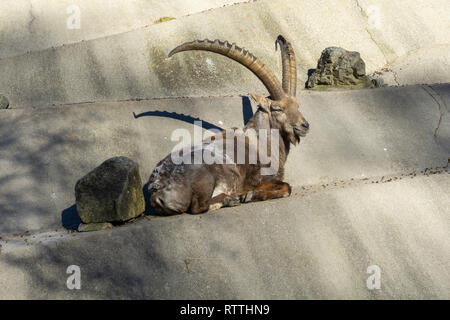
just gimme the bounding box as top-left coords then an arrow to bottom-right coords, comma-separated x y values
0,229 -> 78,254
183,257 -> 223,273
166,0 -> 258,21
354,0 -> 367,18
354,1 -> 384,58
27,2 -> 36,34
383,63 -> 400,86
375,44 -> 450,87
354,0 -> 396,67
390,68 -> 400,86
373,66 -> 400,86
421,85 -> 447,137
293,163 -> 450,198
5,93 -> 248,110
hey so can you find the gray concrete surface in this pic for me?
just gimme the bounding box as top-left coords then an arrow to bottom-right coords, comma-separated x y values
0,0 -> 449,300
375,45 -> 450,86
0,173 -> 448,299
1,0 -> 449,108
0,0 -> 248,59
0,84 -> 448,235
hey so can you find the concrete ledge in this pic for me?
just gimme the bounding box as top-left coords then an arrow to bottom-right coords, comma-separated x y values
0,84 -> 448,235
0,173 -> 448,299
1,0 -> 449,108
0,0 -> 248,59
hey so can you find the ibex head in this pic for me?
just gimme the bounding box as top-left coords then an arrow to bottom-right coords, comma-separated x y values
168,35 -> 309,145
249,36 -> 309,145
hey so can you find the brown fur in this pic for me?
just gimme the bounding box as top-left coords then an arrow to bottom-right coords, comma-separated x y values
148,36 -> 309,215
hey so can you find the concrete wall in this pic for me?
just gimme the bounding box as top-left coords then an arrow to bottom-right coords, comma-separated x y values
0,1 -> 449,300
0,0 -> 248,59
0,172 -> 448,299
0,0 -> 449,108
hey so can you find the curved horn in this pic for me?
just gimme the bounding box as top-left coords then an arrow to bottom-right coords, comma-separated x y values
276,35 -> 297,96
168,39 -> 285,100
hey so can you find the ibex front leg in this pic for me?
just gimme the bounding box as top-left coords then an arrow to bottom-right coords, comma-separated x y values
207,194 -> 241,212
207,180 -> 292,212
241,180 -> 292,203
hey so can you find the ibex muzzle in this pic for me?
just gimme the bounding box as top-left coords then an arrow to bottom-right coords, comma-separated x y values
148,35 -> 309,215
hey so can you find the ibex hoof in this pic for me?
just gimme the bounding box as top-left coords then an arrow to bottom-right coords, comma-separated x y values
208,203 -> 223,212
224,196 -> 241,207
241,191 -> 254,203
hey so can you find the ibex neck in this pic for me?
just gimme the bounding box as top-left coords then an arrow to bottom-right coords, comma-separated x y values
244,110 -> 291,176
244,109 -> 270,132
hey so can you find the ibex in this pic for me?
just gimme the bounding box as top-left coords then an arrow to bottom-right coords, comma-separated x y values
148,35 -> 309,215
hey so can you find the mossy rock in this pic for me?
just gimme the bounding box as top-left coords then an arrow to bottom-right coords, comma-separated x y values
307,47 -> 383,90
75,156 -> 145,224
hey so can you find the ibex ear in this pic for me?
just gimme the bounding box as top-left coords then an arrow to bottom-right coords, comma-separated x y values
249,93 -> 271,113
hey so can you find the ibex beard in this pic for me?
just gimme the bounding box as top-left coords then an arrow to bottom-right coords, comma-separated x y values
148,36 -> 309,215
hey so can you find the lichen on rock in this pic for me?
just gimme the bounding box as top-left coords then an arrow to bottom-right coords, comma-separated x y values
153,17 -> 175,24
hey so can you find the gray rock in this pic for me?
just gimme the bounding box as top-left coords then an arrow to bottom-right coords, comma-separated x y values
307,47 -> 382,89
75,156 -> 145,224
0,94 -> 9,109
78,222 -> 114,232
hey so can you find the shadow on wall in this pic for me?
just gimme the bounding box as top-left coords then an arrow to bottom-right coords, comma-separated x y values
0,226 -> 173,299
0,111 -> 100,234
131,96 -> 254,128
241,96 -> 253,125
305,69 -> 316,88
132,110 -> 222,131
